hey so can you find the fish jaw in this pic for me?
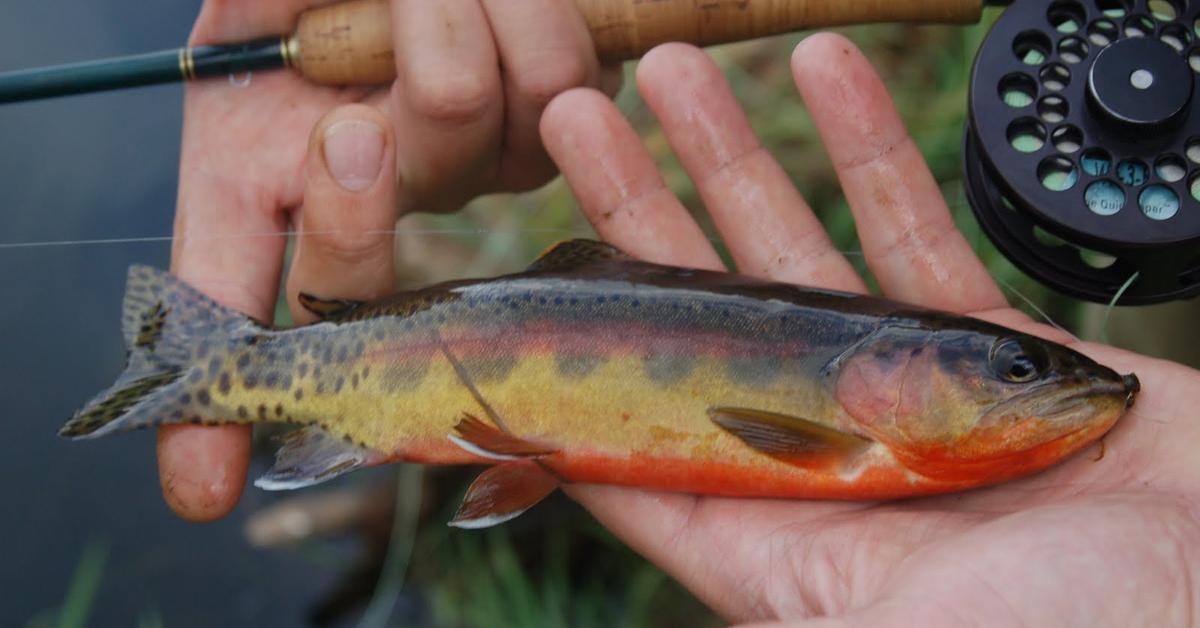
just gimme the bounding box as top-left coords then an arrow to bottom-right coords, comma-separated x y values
881,386 -> 1127,484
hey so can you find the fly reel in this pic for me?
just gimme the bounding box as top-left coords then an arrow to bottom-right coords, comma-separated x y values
965,0 -> 1200,304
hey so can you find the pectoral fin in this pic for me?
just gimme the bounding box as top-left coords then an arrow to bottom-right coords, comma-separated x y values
708,407 -> 872,470
449,461 -> 559,529
448,413 -> 558,460
255,427 -> 384,490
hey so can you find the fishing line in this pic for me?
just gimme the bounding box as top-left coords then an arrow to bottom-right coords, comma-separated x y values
1099,271 -> 1140,345
0,227 -> 595,250
993,275 -> 1072,337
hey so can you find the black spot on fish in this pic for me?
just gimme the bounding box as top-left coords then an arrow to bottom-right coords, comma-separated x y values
188,369 -> 203,384
236,354 -> 251,372
197,390 -> 211,406
362,366 -> 370,380
218,372 -> 232,396
335,377 -> 344,393
179,393 -> 192,405
322,347 -> 333,364
316,383 -> 325,395
294,388 -> 303,401
244,375 -> 258,390
171,410 -> 184,420
337,346 -> 348,363
237,405 -> 248,419
297,362 -> 309,378
208,357 -> 223,378
264,372 -> 279,388
257,405 -> 268,420
280,374 -> 292,391
314,366 -> 323,379
354,340 -> 365,358
275,404 -> 283,417
351,374 -> 359,390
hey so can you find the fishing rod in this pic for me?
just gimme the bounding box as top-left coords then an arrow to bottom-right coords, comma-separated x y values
4,0 -> 1199,306
0,0 -> 997,103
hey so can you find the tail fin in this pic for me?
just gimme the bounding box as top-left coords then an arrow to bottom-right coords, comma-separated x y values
60,265 -> 264,438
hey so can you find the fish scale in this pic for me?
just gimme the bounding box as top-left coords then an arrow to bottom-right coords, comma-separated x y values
60,239 -> 1138,527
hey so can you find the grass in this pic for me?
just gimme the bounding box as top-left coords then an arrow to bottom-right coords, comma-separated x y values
26,542 -> 108,628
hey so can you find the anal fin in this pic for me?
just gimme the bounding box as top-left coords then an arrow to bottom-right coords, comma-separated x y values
255,426 -> 384,490
448,413 -> 557,460
708,406 -> 872,470
449,461 -> 559,529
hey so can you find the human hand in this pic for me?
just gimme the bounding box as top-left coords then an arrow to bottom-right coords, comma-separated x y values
159,0 -> 621,521
535,37 -> 1200,626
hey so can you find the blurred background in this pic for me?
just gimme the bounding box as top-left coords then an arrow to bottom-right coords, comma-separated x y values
2,2 -> 1196,626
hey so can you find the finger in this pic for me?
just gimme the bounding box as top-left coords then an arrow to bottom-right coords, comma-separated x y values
792,33 -> 1007,312
287,105 -> 399,322
389,0 -> 503,213
162,116 -> 292,525
479,0 -> 605,190
540,88 -> 723,270
189,0 -> 339,42
637,44 -> 865,292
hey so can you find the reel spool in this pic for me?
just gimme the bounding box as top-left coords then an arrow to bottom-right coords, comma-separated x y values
965,0 -> 1200,304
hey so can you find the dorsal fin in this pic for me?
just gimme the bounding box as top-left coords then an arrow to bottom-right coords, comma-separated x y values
297,293 -> 364,321
526,239 -> 632,272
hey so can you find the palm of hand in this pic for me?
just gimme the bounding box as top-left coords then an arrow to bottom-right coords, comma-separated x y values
535,37 -> 1200,626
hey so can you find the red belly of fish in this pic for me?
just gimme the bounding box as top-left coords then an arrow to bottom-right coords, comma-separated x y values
543,452 -> 968,500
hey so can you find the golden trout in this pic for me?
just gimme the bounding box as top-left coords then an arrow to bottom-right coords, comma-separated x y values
61,240 -> 1139,527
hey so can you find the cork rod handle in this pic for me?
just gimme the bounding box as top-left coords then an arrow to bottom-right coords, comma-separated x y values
292,0 -> 984,85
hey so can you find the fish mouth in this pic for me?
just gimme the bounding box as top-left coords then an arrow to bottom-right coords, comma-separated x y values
989,373 -> 1137,424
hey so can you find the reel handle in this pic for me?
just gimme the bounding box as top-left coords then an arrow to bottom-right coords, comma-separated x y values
291,0 -> 986,85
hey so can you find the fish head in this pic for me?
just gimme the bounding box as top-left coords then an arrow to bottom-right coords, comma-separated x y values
833,324 -> 1137,483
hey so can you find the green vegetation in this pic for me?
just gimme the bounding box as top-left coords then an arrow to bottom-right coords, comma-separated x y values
26,542 -> 107,628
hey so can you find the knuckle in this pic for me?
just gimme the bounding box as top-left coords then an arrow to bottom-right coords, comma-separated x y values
309,229 -> 391,266
514,56 -> 592,109
406,73 -> 496,126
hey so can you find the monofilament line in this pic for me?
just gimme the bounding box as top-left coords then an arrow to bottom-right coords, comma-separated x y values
0,228 -> 594,250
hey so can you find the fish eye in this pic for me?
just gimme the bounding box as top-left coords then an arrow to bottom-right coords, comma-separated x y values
990,338 -> 1044,383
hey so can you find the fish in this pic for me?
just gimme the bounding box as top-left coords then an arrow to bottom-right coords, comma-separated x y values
59,239 -> 1140,528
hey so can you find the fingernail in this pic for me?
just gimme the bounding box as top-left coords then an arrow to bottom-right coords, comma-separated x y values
323,120 -> 385,192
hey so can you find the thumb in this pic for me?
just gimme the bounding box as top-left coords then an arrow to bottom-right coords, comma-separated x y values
287,104 -> 399,323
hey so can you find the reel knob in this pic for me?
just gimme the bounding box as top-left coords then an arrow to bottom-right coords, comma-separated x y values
965,0 -> 1200,304
1087,36 -> 1193,130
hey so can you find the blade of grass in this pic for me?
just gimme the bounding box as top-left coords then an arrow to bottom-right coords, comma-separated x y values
56,542 -> 108,628
357,465 -> 423,628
